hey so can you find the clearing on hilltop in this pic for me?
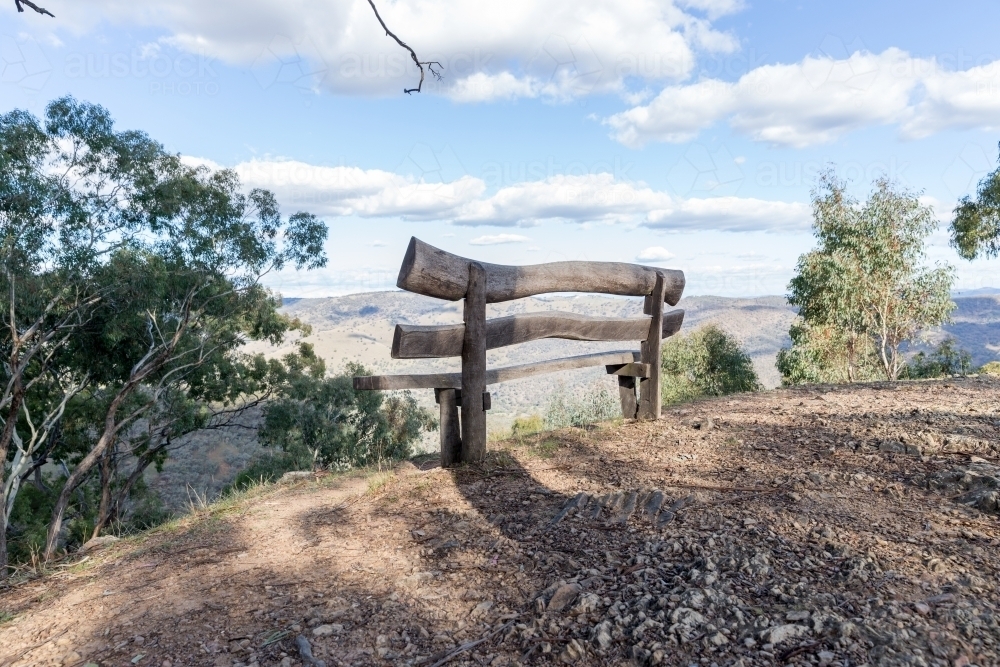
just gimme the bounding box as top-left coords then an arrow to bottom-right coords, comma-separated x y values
2,377 -> 998,666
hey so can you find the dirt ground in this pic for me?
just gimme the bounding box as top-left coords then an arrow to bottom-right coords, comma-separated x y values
2,377 -> 1000,667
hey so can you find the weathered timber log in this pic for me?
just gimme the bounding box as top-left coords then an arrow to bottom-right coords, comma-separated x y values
392,309 -> 684,359
397,237 -> 685,305
617,376 -> 638,419
352,350 -> 638,391
638,272 -> 667,420
605,362 -> 650,378
435,388 -> 461,468
461,263 -> 488,463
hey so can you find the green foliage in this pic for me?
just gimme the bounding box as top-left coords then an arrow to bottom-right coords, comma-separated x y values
223,451 -> 303,495
544,382 -> 621,429
511,414 -> 545,438
1,96 -> 328,567
258,344 -> 436,469
906,339 -> 973,379
776,321 -> 881,386
5,473 -> 166,564
951,143 -> 1000,260
660,325 -> 761,404
781,172 -> 955,383
980,361 -> 1000,376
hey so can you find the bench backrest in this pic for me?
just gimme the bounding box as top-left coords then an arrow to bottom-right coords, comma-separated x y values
353,237 -> 685,466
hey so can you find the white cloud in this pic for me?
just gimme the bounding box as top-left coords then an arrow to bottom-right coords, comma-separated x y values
645,196 -> 811,231
469,234 -> 531,245
50,0 -> 742,100
677,0 -> 745,20
606,48 -> 1000,147
226,156 -> 810,232
636,246 -> 676,262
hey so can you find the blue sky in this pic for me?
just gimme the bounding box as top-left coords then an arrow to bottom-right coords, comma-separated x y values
3,0 -> 1000,297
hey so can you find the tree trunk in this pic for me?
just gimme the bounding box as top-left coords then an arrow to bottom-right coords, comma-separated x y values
92,448 -> 115,540
0,376 -> 25,580
44,392 -> 127,561
93,442 -> 161,538
845,334 -> 857,383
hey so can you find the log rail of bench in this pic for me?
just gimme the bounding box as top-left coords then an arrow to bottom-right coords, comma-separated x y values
397,237 -> 685,305
392,310 -> 685,359
353,350 -> 642,391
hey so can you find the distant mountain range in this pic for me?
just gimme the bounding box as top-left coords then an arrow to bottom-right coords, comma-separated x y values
246,290 -> 1000,416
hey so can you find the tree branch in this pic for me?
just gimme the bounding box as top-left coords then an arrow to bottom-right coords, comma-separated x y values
14,0 -> 54,17
365,0 -> 442,94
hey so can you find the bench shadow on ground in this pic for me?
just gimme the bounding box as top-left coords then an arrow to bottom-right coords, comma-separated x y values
4,386 -> 997,666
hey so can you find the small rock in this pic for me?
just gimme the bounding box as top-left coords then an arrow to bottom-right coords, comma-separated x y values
837,621 -> 857,638
573,593 -> 601,614
593,621 -> 613,649
279,471 -> 314,484
472,601 -> 493,617
818,651 -> 835,666
560,638 -> 586,663
547,583 -> 582,612
80,535 -> 119,553
913,602 -> 931,615
709,632 -> 728,646
760,624 -> 809,645
312,624 -> 343,636
280,658 -> 292,667
785,610 -> 810,622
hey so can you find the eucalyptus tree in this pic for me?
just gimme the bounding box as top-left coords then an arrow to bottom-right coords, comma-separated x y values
0,97 -> 327,569
780,172 -> 954,383
951,144 -> 1000,260
1,98 -> 161,576
40,126 -> 326,560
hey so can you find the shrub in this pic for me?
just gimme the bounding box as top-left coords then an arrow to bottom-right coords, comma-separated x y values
511,414 -> 545,437
980,361 -> 1000,376
906,338 -> 973,378
545,382 -> 621,429
776,321 -> 882,386
661,325 -> 761,405
258,348 -> 437,469
223,451 -> 304,495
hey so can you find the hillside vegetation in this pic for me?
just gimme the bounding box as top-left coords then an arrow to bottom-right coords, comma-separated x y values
141,290 -> 1000,513
2,377 -> 999,666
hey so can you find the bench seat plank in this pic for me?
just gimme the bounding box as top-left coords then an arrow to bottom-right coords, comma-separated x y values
353,350 -> 639,391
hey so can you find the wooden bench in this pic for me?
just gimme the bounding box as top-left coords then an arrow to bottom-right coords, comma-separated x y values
353,237 -> 685,466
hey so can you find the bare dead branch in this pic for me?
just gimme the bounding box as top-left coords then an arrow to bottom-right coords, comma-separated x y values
14,0 -> 54,17
365,0 -> 442,94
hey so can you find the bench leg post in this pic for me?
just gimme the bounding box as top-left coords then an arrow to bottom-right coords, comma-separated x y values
617,376 -> 638,419
639,272 -> 666,420
436,388 -> 462,468
461,262 -> 488,463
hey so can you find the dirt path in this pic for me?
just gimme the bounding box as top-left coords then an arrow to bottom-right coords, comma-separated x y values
2,377 -> 1000,667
